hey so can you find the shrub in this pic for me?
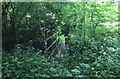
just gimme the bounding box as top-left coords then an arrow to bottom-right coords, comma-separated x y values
2,47 -> 72,78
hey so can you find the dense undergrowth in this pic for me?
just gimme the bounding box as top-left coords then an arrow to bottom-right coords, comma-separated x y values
2,2 -> 119,79
2,35 -> 120,78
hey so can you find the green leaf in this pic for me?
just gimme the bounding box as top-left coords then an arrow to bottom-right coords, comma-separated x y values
59,35 -> 66,42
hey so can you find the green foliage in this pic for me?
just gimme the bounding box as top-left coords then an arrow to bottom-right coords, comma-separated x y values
2,47 -> 72,78
64,34 -> 119,77
2,2 -> 119,78
59,35 -> 66,42
3,33 -> 119,78
2,2 -> 118,52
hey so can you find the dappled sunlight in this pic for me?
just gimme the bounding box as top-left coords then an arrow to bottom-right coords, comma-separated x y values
2,1 -> 119,78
